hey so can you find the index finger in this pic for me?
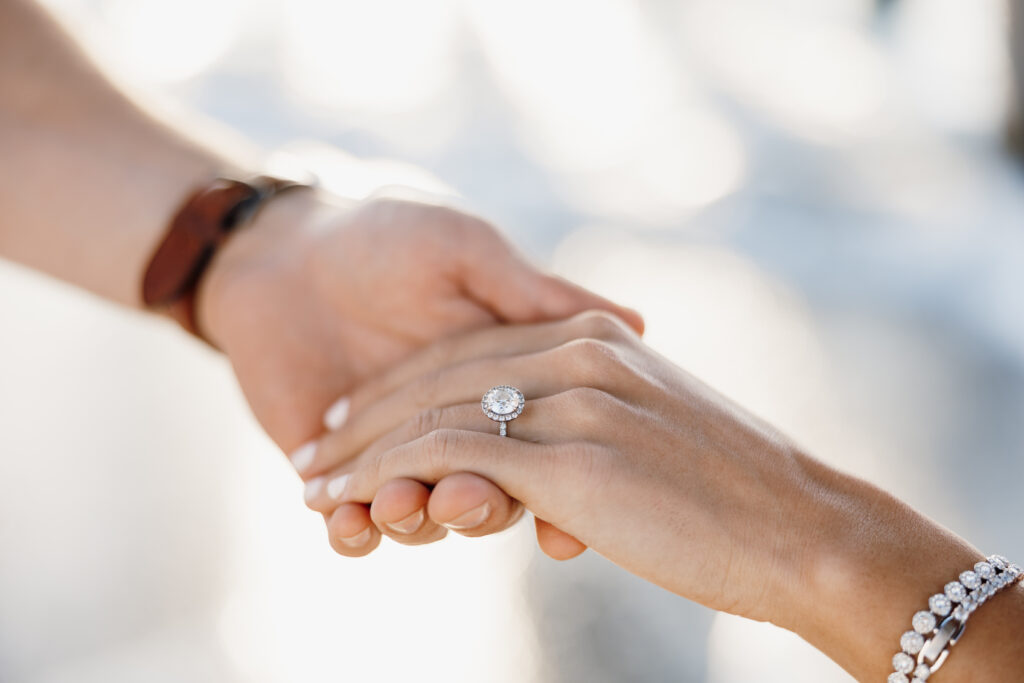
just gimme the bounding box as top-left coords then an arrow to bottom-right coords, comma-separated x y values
341,311 -> 640,430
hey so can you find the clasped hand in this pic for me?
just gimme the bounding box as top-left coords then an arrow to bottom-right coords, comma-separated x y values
198,188 -> 833,630
196,189 -> 642,559
298,309 -> 818,628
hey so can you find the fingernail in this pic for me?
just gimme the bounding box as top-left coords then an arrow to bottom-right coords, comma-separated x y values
323,397 -> 350,430
442,503 -> 491,531
304,476 -> 325,504
338,527 -> 372,548
289,440 -> 317,473
385,508 -> 425,535
327,474 -> 350,500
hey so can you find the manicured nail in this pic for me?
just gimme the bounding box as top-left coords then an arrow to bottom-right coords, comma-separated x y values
323,397 -> 350,430
289,440 -> 317,473
327,474 -> 350,500
338,527 -> 372,548
385,508 -> 425,535
442,503 -> 491,531
304,476 -> 325,504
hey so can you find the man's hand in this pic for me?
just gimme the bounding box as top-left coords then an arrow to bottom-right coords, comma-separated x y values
195,189 -> 641,555
199,190 -> 640,451
1,0 -> 634,557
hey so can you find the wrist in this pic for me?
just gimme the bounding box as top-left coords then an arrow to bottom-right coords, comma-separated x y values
788,461 -> 982,680
193,185 -> 326,349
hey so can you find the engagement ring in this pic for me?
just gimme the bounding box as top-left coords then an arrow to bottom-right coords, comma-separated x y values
481,385 -> 525,437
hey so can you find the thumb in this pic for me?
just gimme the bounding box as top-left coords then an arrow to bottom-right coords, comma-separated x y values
459,232 -> 644,334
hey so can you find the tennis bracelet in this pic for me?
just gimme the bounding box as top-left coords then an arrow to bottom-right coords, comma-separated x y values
888,554 -> 1022,682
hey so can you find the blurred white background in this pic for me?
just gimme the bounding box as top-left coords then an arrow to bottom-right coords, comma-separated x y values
2,0 -> 1024,681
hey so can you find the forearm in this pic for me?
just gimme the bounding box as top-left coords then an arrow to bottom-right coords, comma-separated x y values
0,0 -> 253,307
793,459 -> 1023,681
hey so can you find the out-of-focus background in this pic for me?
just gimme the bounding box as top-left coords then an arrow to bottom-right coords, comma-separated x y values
2,0 -> 1023,681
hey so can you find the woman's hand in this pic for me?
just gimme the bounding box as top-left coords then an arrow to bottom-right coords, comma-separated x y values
303,309 -> 814,617
303,310 -> 1014,682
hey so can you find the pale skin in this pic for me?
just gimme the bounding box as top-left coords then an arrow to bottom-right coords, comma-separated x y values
0,0 -> 639,554
305,311 -> 1024,681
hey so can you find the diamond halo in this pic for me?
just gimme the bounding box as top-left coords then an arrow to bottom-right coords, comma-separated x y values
481,385 -> 525,436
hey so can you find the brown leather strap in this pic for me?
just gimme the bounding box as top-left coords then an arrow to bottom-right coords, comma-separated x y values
142,175 -> 309,340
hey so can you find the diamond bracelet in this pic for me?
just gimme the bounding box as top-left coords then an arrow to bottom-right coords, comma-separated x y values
888,554 -> 1022,683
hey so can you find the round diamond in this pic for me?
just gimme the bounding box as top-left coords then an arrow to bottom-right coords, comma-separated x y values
974,561 -> 994,579
893,652 -> 915,674
913,610 -> 936,634
483,387 -> 520,415
888,674 -> 909,683
945,581 -> 966,603
989,555 -> 1008,570
914,663 -> 931,680
959,570 -> 980,589
901,631 -> 925,654
928,593 -> 951,616
953,605 -> 969,621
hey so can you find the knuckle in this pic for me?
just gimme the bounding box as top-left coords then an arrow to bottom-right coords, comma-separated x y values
561,337 -> 622,380
411,405 -> 446,437
444,205 -> 492,233
419,203 -> 454,229
468,217 -> 500,243
424,427 -> 456,458
415,203 -> 488,236
450,211 -> 502,247
373,428 -> 468,490
574,310 -> 628,341
413,428 -> 460,477
362,450 -> 387,497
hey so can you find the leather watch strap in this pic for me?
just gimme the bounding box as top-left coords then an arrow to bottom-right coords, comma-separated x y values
142,175 -> 310,340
